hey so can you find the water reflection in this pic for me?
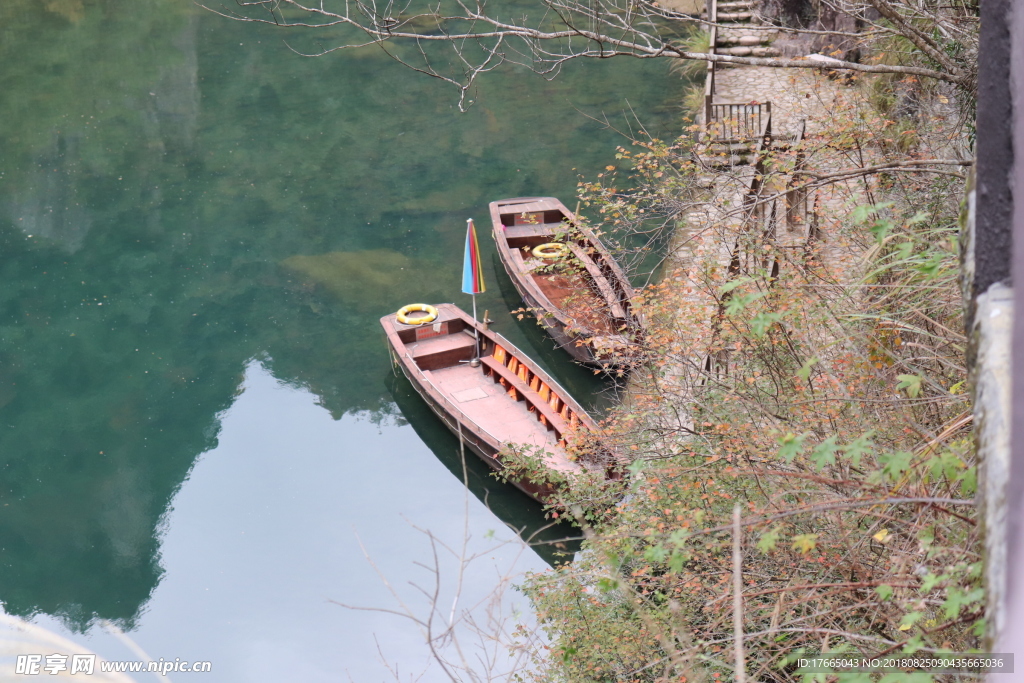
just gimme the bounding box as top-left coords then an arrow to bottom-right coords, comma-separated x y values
385,373 -> 581,567
0,0 -> 679,657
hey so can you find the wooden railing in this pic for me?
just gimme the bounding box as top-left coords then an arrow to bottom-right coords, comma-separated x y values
700,0 -> 775,144
707,102 -> 771,141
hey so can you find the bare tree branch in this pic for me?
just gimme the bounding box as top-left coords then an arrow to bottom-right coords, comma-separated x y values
198,0 -> 974,110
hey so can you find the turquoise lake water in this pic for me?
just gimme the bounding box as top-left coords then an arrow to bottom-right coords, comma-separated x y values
0,0 -> 681,679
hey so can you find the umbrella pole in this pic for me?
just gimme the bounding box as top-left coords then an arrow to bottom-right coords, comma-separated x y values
471,293 -> 481,366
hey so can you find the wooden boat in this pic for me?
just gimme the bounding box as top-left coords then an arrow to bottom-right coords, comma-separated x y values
380,303 -> 619,502
489,196 -> 640,368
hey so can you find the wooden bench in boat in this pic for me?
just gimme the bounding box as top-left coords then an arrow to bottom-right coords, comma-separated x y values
501,222 -> 566,239
500,199 -> 562,215
479,355 -> 572,439
408,331 -> 477,371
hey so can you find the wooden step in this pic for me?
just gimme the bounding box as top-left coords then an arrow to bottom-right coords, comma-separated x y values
715,11 -> 753,20
716,45 -> 780,57
716,34 -> 771,46
708,142 -> 756,153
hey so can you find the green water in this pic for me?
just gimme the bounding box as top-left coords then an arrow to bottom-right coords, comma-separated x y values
0,0 -> 680,677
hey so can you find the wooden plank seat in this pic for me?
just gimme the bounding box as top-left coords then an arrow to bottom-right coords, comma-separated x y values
409,332 -> 477,371
501,199 -> 562,215
501,222 -> 566,239
479,356 -> 571,439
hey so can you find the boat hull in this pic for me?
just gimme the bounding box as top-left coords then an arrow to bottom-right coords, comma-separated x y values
489,196 -> 640,369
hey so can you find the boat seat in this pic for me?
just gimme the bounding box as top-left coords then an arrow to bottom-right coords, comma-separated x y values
409,332 -> 477,371
501,222 -> 564,239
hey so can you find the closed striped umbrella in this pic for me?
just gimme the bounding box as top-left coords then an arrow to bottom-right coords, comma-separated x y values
461,218 -> 486,295
461,218 -> 485,362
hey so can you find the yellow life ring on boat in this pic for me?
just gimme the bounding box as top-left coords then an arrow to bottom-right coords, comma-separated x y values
396,303 -> 439,325
532,242 -> 568,259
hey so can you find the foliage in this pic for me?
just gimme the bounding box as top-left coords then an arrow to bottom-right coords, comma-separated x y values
514,52 -> 979,683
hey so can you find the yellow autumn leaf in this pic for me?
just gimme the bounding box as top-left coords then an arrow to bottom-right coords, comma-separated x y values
873,529 -> 890,542
791,533 -> 817,554
898,624 -> 912,631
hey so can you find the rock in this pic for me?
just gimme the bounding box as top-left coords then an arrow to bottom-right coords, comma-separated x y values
725,46 -> 753,56
738,35 -> 761,46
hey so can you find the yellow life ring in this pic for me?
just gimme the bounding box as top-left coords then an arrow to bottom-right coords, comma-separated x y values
532,242 -> 568,259
396,303 -> 439,325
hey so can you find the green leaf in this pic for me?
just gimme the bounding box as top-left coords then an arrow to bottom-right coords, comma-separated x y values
851,205 -> 872,223
871,219 -> 894,244
920,572 -> 946,592
902,634 -> 925,654
668,529 -> 689,547
943,587 -> 984,619
959,465 -> 977,496
597,577 -> 619,593
644,543 -> 668,563
750,312 -> 782,338
879,450 -> 914,482
791,533 -> 817,554
725,290 -> 766,316
906,211 -> 929,225
899,611 -> 924,630
928,449 -> 964,481
843,433 -> 874,469
810,435 -> 840,471
778,432 -> 808,462
667,551 -> 686,573
851,202 -> 892,224
875,584 -> 893,601
757,526 -> 783,554
896,374 -> 923,398
796,356 -> 820,382
719,277 -> 752,295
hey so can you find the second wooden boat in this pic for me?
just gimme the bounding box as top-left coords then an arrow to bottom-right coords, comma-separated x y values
489,196 -> 640,368
381,303 -> 620,502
